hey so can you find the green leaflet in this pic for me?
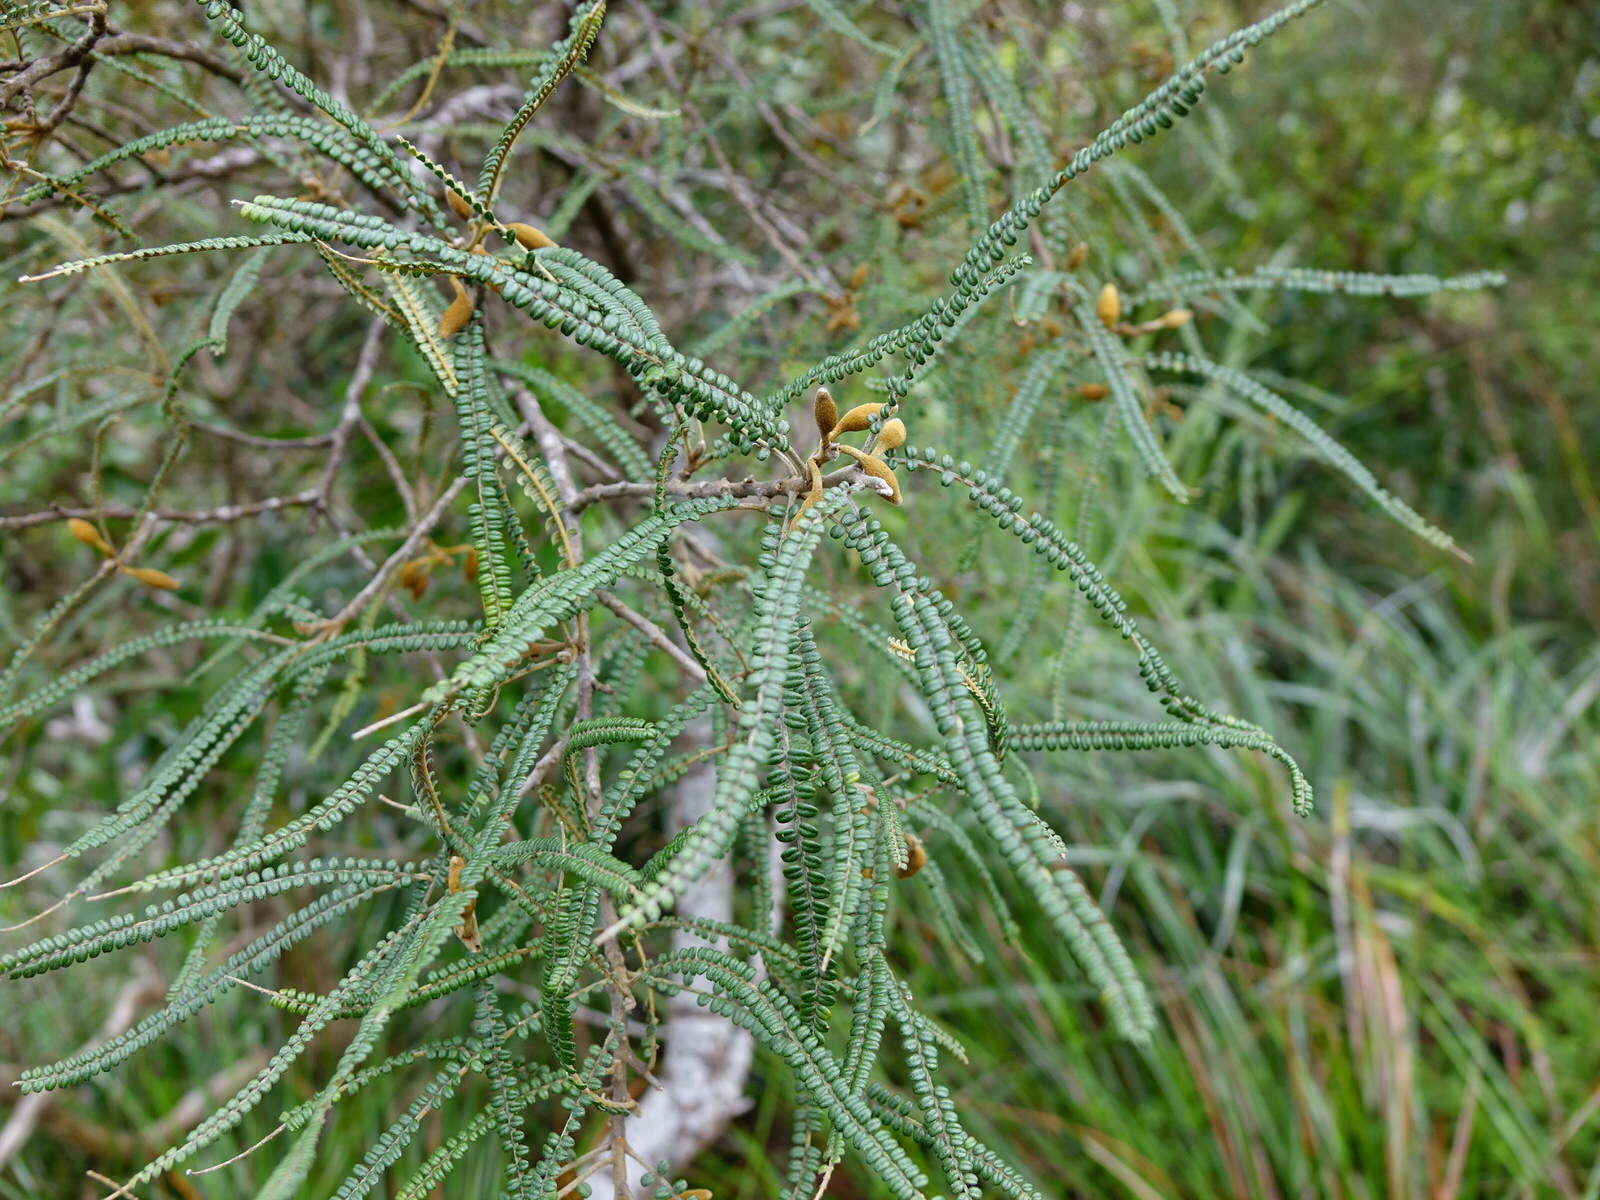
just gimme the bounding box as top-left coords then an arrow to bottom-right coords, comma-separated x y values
651,946 -> 929,1197
1146,351 -> 1466,558
1076,289 -> 1188,499
927,0 -> 988,235
425,494 -> 738,700
476,1 -> 607,203
837,510 -> 1157,1040
255,1120 -> 323,1200
601,499 -> 839,938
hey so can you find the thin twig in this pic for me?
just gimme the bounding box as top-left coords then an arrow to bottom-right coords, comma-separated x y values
0,491 -> 321,532
569,465 -> 885,515
595,589 -> 706,682
300,476 -> 467,636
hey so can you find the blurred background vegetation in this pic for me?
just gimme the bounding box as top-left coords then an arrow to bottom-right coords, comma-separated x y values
2,0 -> 1596,1197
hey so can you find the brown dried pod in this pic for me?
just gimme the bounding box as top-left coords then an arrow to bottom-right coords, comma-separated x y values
1066,241 -> 1090,270
824,295 -> 860,334
120,564 -> 180,591
446,187 -> 475,222
1077,382 -> 1109,401
439,277 -> 474,339
446,856 -> 481,948
1096,282 -> 1121,329
876,417 -> 907,452
507,222 -> 555,251
896,832 -> 927,879
891,187 -> 929,229
455,905 -> 481,953
398,558 -> 430,599
67,517 -> 113,557
813,386 -> 839,440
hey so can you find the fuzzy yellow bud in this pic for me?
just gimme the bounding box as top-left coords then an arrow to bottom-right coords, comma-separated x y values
120,564 -> 180,591
876,417 -> 907,451
830,402 -> 885,438
1077,383 -> 1109,401
446,188 -> 474,222
896,832 -> 927,879
67,517 -> 114,556
507,222 -> 554,251
439,277 -> 474,339
813,386 -> 838,439
1157,307 -> 1193,329
836,443 -> 901,504
1096,282 -> 1121,329
789,459 -> 826,531
1066,242 -> 1089,270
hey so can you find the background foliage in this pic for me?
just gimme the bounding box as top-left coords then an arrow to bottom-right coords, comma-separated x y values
2,0 -> 1597,1197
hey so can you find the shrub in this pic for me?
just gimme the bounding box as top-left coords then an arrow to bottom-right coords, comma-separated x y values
0,2 -> 1500,1196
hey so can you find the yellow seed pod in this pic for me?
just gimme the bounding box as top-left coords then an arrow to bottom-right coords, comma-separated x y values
836,443 -> 901,504
470,243 -> 507,296
447,854 -> 465,893
896,832 -> 927,879
830,401 -> 885,438
67,517 -> 113,556
868,460 -> 902,504
439,277 -> 474,339
1158,307 -> 1193,329
876,417 -> 907,451
1096,282 -> 1121,329
789,459 -> 826,530
813,386 -> 838,439
681,1191 -> 713,1200
446,187 -> 474,222
120,564 -> 180,591
1077,382 -> 1109,401
508,222 -> 555,251
1066,242 -> 1089,270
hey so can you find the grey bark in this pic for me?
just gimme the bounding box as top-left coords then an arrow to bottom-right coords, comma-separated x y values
581,717 -> 754,1200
